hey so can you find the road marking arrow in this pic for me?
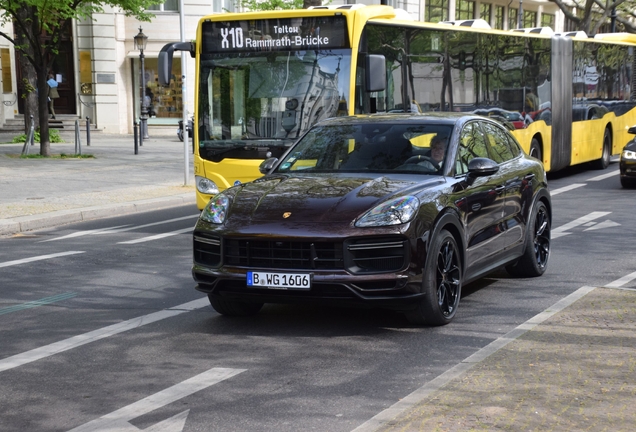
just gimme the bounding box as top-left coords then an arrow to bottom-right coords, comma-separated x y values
552,211 -> 611,238
68,368 -> 245,432
583,220 -> 621,231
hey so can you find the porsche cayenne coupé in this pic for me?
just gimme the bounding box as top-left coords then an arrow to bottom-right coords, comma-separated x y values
192,114 -> 552,326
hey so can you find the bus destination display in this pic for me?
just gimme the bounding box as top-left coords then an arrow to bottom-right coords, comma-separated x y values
202,16 -> 349,53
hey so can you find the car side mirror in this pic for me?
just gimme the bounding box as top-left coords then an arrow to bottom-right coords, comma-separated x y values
259,157 -> 278,174
627,125 -> 636,135
466,157 -> 499,186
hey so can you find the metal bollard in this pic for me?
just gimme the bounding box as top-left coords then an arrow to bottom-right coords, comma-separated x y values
139,118 -> 143,147
74,119 -> 82,155
134,121 -> 139,155
21,115 -> 36,156
86,117 -> 91,146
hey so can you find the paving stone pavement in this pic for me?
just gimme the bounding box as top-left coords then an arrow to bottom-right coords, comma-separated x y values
0,126 -> 196,235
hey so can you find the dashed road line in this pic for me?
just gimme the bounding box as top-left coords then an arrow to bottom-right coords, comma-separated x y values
0,298 -> 209,373
586,170 -> 619,181
0,251 -> 85,269
117,227 -> 193,244
550,183 -> 586,196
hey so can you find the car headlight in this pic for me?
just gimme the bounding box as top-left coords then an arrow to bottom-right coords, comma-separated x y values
622,150 -> 636,160
355,196 -> 420,227
200,194 -> 231,224
196,175 -> 220,195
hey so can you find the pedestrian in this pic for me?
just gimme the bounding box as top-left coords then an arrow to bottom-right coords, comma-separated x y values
47,73 -> 59,119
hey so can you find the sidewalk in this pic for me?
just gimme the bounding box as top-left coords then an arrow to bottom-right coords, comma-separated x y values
0,125 -> 196,236
1,125 -> 635,431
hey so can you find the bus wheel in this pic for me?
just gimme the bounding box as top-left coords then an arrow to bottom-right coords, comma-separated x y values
529,138 -> 542,162
592,129 -> 611,170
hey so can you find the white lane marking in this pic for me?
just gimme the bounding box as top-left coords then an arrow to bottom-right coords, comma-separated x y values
584,220 -> 621,231
606,270 -> 636,288
0,298 -> 209,373
40,225 -> 131,242
586,171 -> 619,181
550,183 -> 586,196
0,251 -> 85,269
96,215 -> 199,235
0,292 -> 77,316
351,285 -> 597,432
68,368 -> 245,432
552,211 -> 611,239
117,227 -> 193,244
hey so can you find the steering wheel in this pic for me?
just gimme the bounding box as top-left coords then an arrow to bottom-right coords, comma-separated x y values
402,155 -> 440,170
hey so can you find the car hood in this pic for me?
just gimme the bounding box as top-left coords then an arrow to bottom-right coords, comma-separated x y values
624,139 -> 636,152
225,174 -> 442,225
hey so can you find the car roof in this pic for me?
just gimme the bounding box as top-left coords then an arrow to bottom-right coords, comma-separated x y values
315,113 -> 475,127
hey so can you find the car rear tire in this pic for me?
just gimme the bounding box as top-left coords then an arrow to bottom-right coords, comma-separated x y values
208,294 -> 263,316
506,201 -> 550,278
404,229 -> 462,326
592,129 -> 611,170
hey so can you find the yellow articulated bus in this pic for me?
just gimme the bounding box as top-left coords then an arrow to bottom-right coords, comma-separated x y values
158,5 -> 636,209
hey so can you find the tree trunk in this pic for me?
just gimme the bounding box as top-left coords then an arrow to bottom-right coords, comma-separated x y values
15,8 -> 39,138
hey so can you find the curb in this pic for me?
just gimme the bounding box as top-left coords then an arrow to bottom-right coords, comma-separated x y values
0,193 -> 196,236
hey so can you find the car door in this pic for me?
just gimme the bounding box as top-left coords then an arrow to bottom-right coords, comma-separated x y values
451,121 -> 506,276
481,121 -> 532,253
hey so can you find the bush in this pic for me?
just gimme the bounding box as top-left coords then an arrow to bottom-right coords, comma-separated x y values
12,128 -> 64,143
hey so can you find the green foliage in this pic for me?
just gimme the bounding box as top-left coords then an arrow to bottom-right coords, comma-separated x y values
236,0 -> 304,11
12,128 -> 64,143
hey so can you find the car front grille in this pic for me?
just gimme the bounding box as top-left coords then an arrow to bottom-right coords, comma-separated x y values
346,238 -> 409,273
224,239 -> 344,270
194,233 -> 409,274
193,233 -> 221,267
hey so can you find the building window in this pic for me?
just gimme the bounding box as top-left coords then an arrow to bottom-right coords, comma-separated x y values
508,8 -> 518,29
480,3 -> 492,24
213,0 -> 236,13
425,0 -> 449,23
541,13 -> 555,29
148,0 -> 178,11
523,10 -> 537,28
456,0 -> 475,20
1,48 -> 13,93
494,6 -> 504,29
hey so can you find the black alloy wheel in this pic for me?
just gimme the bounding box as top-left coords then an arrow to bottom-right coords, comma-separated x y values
507,201 -> 550,277
405,229 -> 462,326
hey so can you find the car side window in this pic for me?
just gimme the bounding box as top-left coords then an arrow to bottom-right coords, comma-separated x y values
456,121 -> 489,175
482,122 -> 519,164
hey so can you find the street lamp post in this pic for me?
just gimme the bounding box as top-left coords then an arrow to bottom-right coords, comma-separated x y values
134,26 -> 150,140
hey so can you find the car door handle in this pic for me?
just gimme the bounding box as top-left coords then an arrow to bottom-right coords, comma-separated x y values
524,173 -> 536,181
495,185 -> 505,194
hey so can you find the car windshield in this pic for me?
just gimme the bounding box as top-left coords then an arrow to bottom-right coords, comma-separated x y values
275,122 -> 453,174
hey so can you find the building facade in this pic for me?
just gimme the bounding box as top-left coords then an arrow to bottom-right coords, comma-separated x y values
0,0 -> 563,134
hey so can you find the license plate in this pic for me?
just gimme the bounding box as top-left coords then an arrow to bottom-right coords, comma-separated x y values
247,271 -> 311,289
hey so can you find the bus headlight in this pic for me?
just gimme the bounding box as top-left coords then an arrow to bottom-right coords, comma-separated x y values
196,176 -> 220,195
622,150 -> 636,160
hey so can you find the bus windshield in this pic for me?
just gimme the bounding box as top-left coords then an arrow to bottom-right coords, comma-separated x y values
197,49 -> 351,162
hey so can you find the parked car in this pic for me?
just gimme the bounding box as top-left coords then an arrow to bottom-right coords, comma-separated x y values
192,113 -> 552,326
620,125 -> 636,188
473,108 -> 525,129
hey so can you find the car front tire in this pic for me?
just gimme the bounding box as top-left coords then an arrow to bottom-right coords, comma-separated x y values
405,229 -> 462,326
208,294 -> 263,316
506,201 -> 550,278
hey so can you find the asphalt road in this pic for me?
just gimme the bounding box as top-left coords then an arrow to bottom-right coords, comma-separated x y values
0,162 -> 634,432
